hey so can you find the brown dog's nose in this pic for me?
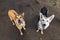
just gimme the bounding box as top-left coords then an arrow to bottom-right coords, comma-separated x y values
18,20 -> 22,24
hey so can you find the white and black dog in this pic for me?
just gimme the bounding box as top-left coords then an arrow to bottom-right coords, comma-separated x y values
36,7 -> 55,34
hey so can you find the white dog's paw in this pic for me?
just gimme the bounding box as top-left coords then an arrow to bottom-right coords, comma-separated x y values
36,30 -> 39,32
41,31 -> 43,34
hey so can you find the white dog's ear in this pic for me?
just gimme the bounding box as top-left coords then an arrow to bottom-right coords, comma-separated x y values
47,14 -> 55,23
21,12 -> 24,17
40,13 -> 45,20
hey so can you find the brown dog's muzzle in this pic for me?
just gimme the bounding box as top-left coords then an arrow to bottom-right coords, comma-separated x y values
18,20 -> 22,24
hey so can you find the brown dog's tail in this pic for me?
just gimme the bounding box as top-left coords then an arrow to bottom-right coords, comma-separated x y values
8,9 -> 19,16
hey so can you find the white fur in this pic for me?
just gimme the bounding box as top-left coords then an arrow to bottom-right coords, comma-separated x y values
37,13 -> 55,34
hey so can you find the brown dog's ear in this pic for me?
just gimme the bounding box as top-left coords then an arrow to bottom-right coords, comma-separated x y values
21,12 -> 24,17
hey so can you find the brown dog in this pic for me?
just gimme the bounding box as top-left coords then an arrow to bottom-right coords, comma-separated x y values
8,9 -> 26,35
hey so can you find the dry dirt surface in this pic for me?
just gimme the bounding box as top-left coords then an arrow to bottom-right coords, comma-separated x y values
0,0 -> 60,40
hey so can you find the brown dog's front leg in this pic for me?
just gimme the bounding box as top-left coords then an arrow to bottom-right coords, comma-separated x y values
12,20 -> 15,25
20,29 -> 23,35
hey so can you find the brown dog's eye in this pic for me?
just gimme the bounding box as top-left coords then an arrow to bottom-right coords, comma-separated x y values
20,17 -> 22,18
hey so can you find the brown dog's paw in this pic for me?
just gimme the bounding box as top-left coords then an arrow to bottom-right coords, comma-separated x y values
21,33 -> 23,35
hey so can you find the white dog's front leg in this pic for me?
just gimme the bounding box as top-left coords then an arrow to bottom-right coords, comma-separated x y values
41,28 -> 43,34
36,26 -> 40,32
36,29 -> 39,32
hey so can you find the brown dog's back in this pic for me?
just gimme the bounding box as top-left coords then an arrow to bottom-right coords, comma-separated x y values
8,10 -> 18,20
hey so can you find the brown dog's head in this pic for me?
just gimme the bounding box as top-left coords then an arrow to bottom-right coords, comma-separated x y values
17,12 -> 24,19
16,12 -> 25,24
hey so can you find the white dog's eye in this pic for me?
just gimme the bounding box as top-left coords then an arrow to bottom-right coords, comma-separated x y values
47,20 -> 48,22
42,20 -> 44,21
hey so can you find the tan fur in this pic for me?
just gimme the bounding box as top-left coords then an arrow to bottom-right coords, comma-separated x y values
8,9 -> 26,35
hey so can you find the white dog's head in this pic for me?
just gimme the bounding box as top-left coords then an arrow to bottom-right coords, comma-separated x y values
40,13 -> 55,29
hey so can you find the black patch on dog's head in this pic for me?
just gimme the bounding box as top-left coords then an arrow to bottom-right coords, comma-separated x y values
40,7 -> 48,17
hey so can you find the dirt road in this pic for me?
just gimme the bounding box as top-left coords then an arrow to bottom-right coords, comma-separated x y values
0,0 -> 60,40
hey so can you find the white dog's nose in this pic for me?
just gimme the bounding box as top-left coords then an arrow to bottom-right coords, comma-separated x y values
42,24 -> 46,26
